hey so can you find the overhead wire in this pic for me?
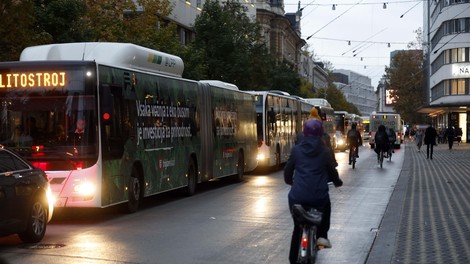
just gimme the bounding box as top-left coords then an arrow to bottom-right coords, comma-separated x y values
306,0 -> 365,39
288,0 -> 425,86
285,0 -> 422,8
341,28 -> 388,56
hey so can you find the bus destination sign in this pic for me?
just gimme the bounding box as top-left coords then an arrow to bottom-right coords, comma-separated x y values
0,71 -> 66,88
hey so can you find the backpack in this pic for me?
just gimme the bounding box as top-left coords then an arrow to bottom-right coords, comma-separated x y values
375,132 -> 386,146
348,129 -> 358,145
348,129 -> 357,138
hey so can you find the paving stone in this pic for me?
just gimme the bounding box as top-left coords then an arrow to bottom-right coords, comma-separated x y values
391,143 -> 470,263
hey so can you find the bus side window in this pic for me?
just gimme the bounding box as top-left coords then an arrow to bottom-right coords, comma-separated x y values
100,84 -> 114,125
269,107 -> 276,130
100,84 -> 125,158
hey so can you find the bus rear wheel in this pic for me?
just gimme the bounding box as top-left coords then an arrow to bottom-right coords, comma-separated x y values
127,168 -> 142,213
186,158 -> 197,196
235,151 -> 244,182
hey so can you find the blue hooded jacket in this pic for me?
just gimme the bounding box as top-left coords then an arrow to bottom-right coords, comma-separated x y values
284,135 -> 342,208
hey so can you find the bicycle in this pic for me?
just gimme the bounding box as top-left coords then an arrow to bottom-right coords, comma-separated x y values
292,204 -> 323,264
378,149 -> 385,168
387,143 -> 393,162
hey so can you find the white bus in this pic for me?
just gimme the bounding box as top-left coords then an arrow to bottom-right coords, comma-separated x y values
334,111 -> 354,151
248,91 -> 311,169
0,42 -> 258,212
369,112 -> 402,148
361,115 -> 371,140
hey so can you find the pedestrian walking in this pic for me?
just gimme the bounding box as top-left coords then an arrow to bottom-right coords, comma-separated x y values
415,128 -> 424,152
438,128 -> 445,144
445,126 -> 455,149
424,124 -> 437,159
456,127 -> 463,145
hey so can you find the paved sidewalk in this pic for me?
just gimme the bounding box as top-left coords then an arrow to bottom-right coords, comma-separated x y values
367,141 -> 470,263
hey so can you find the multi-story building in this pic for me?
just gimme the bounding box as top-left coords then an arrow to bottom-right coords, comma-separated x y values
332,69 -> 377,116
376,50 -> 422,114
155,0 -> 333,95
376,78 -> 393,113
423,0 -> 470,142
298,54 -> 329,90
166,0 -> 304,73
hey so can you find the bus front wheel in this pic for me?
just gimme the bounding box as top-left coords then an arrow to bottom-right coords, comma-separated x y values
186,158 -> 197,196
275,145 -> 281,170
127,168 -> 143,213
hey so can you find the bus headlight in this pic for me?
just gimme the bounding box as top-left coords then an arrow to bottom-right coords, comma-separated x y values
256,153 -> 266,161
74,182 -> 96,196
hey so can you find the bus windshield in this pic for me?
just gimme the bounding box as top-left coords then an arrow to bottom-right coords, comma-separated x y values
0,63 -> 98,170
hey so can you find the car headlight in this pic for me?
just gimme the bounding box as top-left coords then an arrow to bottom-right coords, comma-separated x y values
46,186 -> 55,222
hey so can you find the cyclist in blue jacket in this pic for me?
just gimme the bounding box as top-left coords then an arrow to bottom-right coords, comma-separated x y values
284,118 -> 343,263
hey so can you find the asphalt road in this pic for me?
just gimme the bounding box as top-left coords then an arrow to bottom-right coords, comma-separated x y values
0,144 -> 404,264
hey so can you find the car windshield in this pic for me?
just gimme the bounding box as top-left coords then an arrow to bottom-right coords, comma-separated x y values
0,64 -> 98,170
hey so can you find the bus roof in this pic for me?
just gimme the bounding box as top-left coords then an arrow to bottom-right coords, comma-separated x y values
247,90 -> 293,98
19,42 -> 184,77
200,80 -> 239,90
371,111 -> 400,115
304,98 -> 331,107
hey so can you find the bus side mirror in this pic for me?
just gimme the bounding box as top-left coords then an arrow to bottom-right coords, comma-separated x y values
100,84 -> 113,124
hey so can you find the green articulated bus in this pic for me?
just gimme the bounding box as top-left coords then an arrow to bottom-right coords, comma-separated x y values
0,42 -> 258,212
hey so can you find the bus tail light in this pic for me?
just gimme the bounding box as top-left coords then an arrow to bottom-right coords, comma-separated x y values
74,161 -> 83,170
32,162 -> 49,171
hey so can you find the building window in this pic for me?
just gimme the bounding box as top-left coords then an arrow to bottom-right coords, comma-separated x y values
444,49 -> 451,64
451,48 -> 466,62
450,79 -> 466,94
458,79 -> 466,94
458,47 -> 466,62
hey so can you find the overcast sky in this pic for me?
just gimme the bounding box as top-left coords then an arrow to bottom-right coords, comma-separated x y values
283,0 -> 423,88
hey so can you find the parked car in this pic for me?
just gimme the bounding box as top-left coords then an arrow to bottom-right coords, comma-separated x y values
0,144 -> 54,243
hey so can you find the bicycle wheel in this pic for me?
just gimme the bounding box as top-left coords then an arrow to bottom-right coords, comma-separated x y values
308,226 -> 318,263
297,226 -> 318,264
